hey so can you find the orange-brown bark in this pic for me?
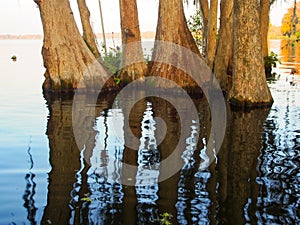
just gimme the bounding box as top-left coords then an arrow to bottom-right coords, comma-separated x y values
77,0 -> 101,58
213,0 -> 233,91
119,0 -> 147,83
229,0 -> 273,107
148,0 -> 203,91
37,0 -> 114,92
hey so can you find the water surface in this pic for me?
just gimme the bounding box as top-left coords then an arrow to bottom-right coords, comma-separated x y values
0,39 -> 299,225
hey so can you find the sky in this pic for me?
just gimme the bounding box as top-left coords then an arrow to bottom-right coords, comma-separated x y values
0,0 -> 297,35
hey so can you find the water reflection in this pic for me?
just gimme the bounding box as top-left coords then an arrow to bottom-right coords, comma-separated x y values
2,39 -> 300,224
256,89 -> 300,224
136,102 -> 160,225
23,141 -> 37,225
279,40 -> 300,73
40,88 -> 299,224
42,94 -> 82,225
218,109 -> 270,225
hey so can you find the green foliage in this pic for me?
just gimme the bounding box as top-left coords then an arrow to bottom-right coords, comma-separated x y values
160,212 -> 173,225
264,51 -> 280,68
264,51 -> 281,78
267,73 -> 281,83
100,45 -> 151,76
101,46 -> 122,75
114,77 -> 121,85
295,31 -> 300,42
81,197 -> 92,202
187,9 -> 203,49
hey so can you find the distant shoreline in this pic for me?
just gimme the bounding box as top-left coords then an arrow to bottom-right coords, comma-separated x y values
0,34 -> 42,40
0,31 -> 156,40
2,28 -> 293,41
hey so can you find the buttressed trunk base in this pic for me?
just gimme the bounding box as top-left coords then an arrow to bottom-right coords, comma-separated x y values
149,0 -> 204,94
38,0 -> 115,92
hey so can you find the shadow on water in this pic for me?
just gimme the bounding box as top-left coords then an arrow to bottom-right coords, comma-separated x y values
38,87 -> 299,225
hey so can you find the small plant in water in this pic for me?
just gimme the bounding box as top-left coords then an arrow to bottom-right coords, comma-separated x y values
80,197 -> 92,202
160,212 -> 173,225
100,45 -> 151,76
11,55 -> 17,62
264,51 -> 280,68
114,77 -> 121,85
264,51 -> 281,78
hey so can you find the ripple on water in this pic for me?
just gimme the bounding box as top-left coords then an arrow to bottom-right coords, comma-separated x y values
256,78 -> 300,224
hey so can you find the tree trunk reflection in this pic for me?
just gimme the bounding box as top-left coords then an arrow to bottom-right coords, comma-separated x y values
41,90 -> 272,225
217,108 -> 270,224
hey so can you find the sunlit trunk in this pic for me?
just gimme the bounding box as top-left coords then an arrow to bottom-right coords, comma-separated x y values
77,0 -> 101,58
260,0 -> 270,58
149,0 -> 203,90
35,0 -> 114,92
229,0 -> 273,108
213,0 -> 233,92
199,0 -> 209,55
119,0 -> 147,83
206,0 -> 218,69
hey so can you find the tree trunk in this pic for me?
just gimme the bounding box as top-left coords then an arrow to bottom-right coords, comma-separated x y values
148,0 -> 203,91
229,0 -> 273,108
36,0 -> 115,92
206,0 -> 218,69
199,0 -> 209,56
260,0 -> 270,58
213,0 -> 233,92
77,0 -> 101,58
119,0 -> 147,83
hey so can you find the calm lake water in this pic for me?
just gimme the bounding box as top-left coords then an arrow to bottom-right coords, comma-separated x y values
0,39 -> 299,225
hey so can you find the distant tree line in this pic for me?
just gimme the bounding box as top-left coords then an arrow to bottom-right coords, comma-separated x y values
281,1 -> 300,37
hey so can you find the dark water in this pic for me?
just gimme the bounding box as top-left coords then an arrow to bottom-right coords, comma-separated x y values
0,40 -> 299,225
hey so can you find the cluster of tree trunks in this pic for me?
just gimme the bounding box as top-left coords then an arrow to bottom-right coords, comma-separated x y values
35,0 -> 273,108
198,0 -> 273,107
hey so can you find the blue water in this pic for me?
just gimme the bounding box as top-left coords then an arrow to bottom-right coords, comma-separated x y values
0,39 -> 299,225
0,40 -> 49,224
